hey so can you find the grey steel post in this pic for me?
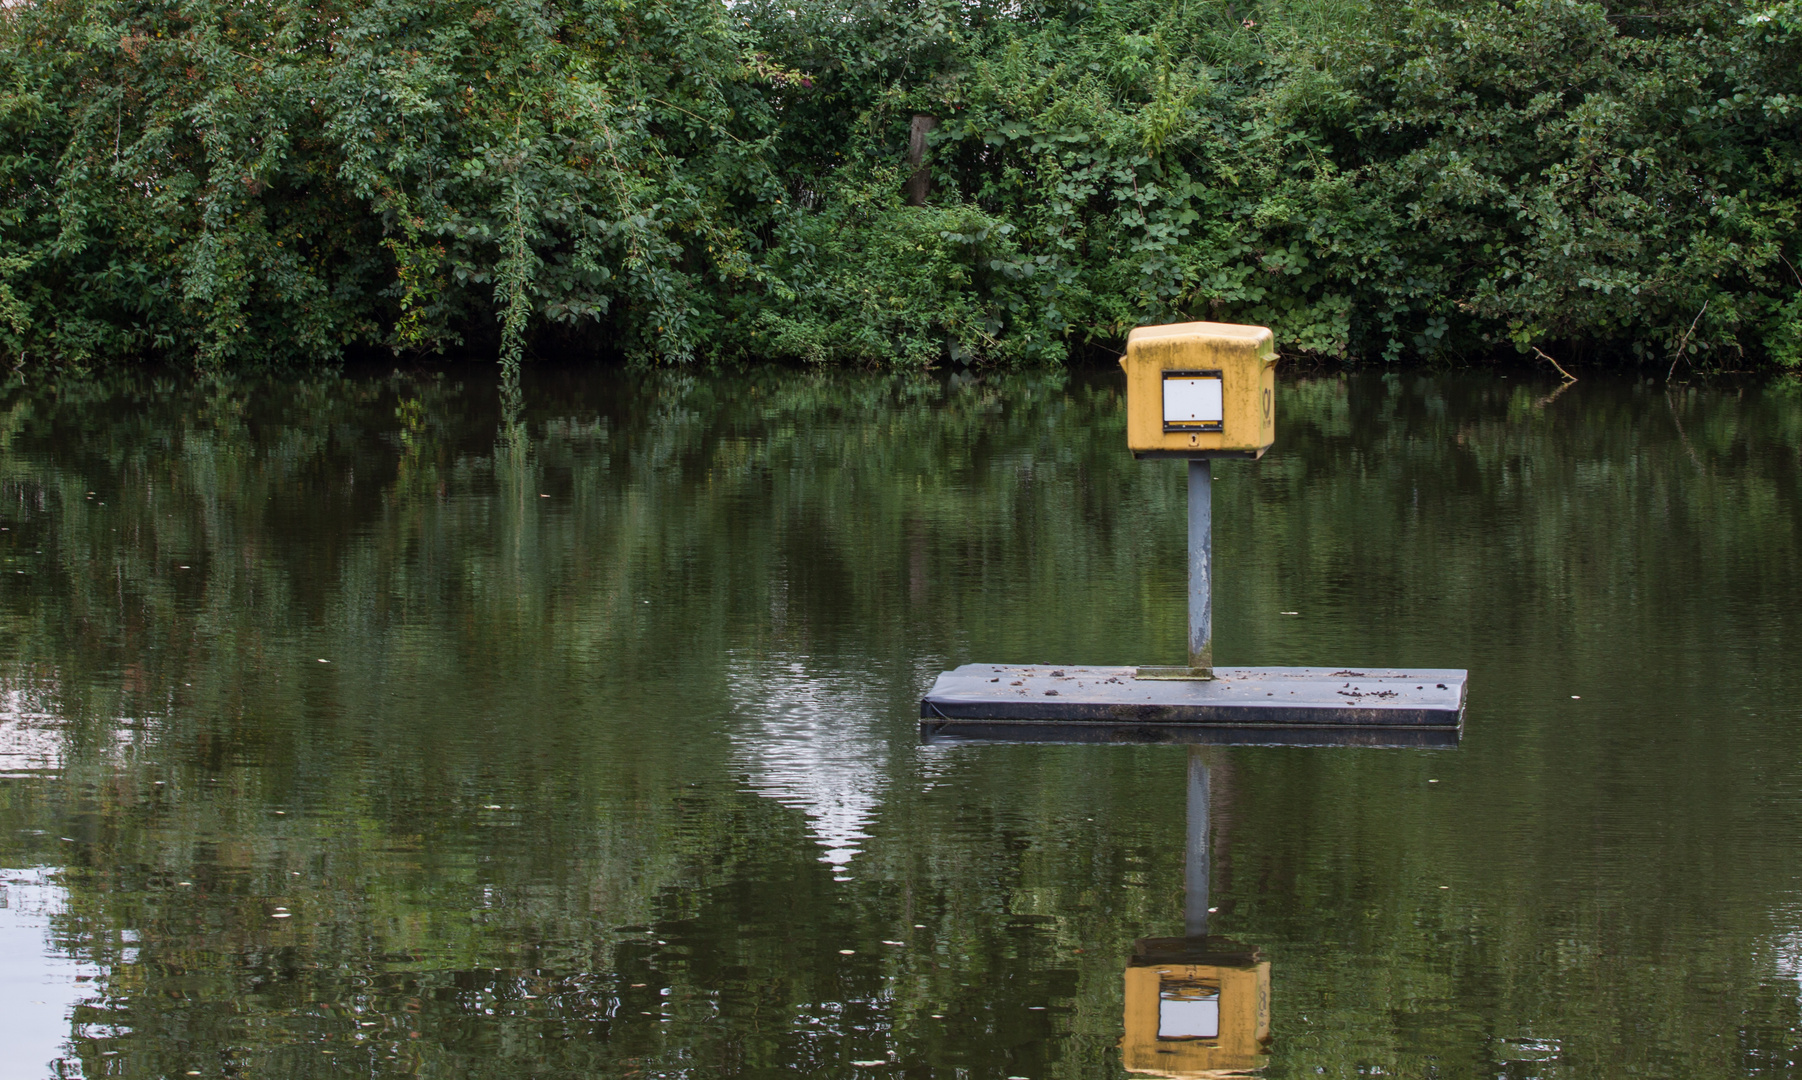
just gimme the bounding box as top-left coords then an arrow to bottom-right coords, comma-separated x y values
1185,746 -> 1211,939
1188,458 -> 1213,675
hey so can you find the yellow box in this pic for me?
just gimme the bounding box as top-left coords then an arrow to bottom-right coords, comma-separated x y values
1120,321 -> 1277,459
1121,958 -> 1271,1077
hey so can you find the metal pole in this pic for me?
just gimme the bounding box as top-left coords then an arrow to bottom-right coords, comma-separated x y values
1188,458 -> 1213,676
1185,746 -> 1211,939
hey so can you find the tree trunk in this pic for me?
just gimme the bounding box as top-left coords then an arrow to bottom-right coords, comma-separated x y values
905,114 -> 937,206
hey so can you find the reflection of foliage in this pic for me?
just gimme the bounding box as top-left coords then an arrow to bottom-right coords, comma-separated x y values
4,0 -> 1802,370
0,369 -> 1797,1077
0,365 -> 1183,1078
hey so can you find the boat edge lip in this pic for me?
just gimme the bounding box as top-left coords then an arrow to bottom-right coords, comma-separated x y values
918,718 -> 1463,748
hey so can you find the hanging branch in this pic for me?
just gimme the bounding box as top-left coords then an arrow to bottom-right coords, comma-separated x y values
1532,346 -> 1576,383
1667,301 -> 1708,381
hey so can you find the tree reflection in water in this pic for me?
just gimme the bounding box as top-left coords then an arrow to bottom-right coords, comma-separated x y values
0,367 -> 1796,1078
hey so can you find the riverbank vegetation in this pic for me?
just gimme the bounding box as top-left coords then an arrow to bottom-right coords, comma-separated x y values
3,0 -> 1801,373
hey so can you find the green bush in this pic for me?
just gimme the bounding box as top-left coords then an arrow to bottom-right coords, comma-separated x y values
1,0 -> 1799,371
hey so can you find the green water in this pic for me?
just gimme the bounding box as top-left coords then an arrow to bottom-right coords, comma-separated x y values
0,368 -> 1798,1079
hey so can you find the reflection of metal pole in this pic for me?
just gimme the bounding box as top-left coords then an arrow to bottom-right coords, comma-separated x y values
1185,746 -> 1210,938
1189,459 -> 1213,676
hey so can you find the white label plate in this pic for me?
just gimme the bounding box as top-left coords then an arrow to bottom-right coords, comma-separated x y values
1158,993 -> 1221,1039
1163,375 -> 1223,428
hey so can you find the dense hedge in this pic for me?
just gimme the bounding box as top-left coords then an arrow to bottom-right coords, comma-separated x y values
2,0 -> 1801,372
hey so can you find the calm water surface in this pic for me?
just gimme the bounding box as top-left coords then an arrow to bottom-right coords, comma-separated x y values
0,367 -> 1798,1079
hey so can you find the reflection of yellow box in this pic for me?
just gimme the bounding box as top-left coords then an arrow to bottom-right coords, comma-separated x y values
1120,322 -> 1277,459
1122,955 -> 1270,1077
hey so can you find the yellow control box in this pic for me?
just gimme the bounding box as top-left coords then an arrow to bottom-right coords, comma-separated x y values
1120,321 -> 1277,458
1121,957 -> 1271,1076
